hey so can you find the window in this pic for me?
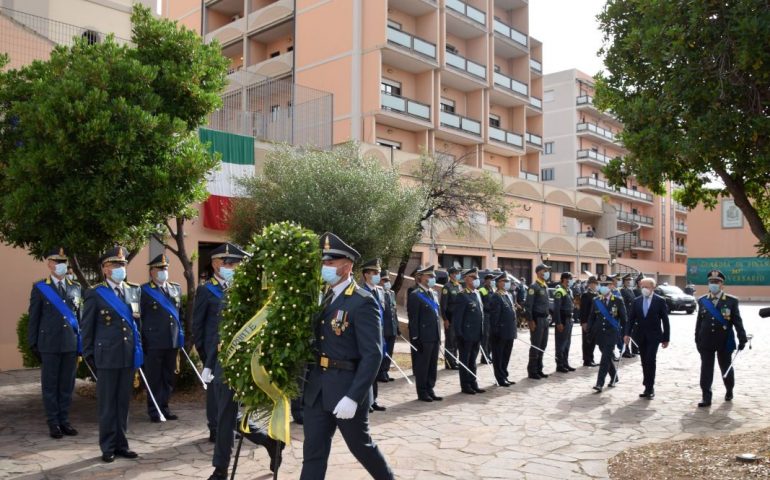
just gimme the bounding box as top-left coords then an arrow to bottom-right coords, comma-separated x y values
446,44 -> 458,54
440,98 -> 455,113
595,264 -> 605,276
494,64 -> 501,73
549,261 -> 573,275
544,142 -> 554,154
270,51 -> 280,58
381,78 -> 401,96
592,172 -> 599,179
438,254 -> 482,271
270,105 -> 281,122
376,138 -> 401,150
541,168 -> 555,181
580,262 -> 591,274
387,19 -> 401,29
515,217 -> 532,230
497,258 -> 532,284
543,89 -> 555,102
489,114 -> 501,128
483,164 -> 501,173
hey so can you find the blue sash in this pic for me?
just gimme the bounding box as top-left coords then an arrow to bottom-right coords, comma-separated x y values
95,286 -> 143,368
206,282 -> 223,299
142,284 -> 184,347
594,298 -> 621,332
35,281 -> 81,354
699,297 -> 736,351
416,289 -> 440,316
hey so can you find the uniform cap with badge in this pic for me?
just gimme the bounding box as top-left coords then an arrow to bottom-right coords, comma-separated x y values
148,254 -> 170,268
45,247 -> 69,262
320,232 -> 360,261
535,263 -> 551,273
361,258 -> 381,272
100,246 -> 129,265
210,242 -> 247,263
707,269 -> 726,283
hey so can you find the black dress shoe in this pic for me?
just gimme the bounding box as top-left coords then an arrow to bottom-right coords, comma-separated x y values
622,352 -> 633,358
645,392 -> 655,399
472,386 -> 486,393
566,365 -> 577,371
538,373 -> 549,378
429,392 -> 443,401
504,380 -> 516,386
150,416 -> 161,423
49,425 -> 63,439
461,388 -> 476,395
592,385 -> 603,393
417,395 -> 433,402
207,467 -> 228,480
163,412 -> 178,421
639,391 -> 651,398
556,367 -> 570,373
60,423 -> 78,436
527,374 -> 541,380
388,376 -> 395,381
377,376 -> 389,383
208,431 -> 216,443
725,391 -> 733,401
608,381 -> 616,388
371,403 -> 387,411
115,449 -> 138,459
584,361 -> 599,367
698,400 -> 712,407
498,381 -> 511,387
102,452 -> 115,463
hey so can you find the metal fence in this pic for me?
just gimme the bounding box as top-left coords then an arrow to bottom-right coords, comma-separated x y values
0,7 -> 127,70
207,71 -> 333,150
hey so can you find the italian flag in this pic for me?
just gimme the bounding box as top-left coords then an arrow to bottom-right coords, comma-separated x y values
199,128 -> 255,230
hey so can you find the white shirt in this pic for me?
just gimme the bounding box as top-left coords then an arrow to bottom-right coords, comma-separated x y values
106,278 -> 124,297
331,277 -> 353,304
51,275 -> 67,292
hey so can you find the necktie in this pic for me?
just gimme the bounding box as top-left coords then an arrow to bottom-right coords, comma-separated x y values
643,298 -> 649,317
58,282 -> 66,297
115,287 -> 124,302
321,289 -> 334,310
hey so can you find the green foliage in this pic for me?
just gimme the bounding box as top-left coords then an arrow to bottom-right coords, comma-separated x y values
229,142 -> 424,265
16,313 -> 40,368
0,5 -> 228,263
219,222 -> 320,409
596,0 -> 770,254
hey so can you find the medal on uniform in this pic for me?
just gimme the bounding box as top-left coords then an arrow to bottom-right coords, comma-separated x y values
130,302 -> 140,319
331,310 -> 349,335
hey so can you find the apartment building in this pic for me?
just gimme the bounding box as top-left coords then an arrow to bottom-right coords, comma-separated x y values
542,69 -> 687,284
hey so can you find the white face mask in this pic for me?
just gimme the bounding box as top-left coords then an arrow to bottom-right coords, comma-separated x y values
708,283 -> 721,295
472,278 -> 481,289
542,271 -> 551,281
503,281 -> 511,290
156,270 -> 169,283
568,279 -> 575,287
54,263 -> 68,277
641,287 -> 652,297
383,282 -> 391,290
426,277 -> 436,288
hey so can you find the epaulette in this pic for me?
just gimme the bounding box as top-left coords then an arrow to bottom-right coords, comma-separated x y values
725,293 -> 739,301
89,282 -> 107,290
40,278 -> 50,284
209,278 -> 220,286
66,278 -> 80,286
125,281 -> 139,288
169,281 -> 181,286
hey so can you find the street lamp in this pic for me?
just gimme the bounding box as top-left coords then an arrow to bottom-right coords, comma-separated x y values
575,230 -> 591,279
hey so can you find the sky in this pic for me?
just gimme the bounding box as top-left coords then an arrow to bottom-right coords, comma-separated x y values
529,0 -> 608,76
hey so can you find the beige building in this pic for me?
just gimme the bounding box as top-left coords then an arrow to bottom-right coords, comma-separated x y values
542,69 -> 688,284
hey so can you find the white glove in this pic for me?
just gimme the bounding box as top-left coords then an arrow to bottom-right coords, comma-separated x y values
332,396 -> 358,420
201,367 -> 214,383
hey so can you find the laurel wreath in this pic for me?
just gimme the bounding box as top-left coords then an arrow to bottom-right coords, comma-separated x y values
219,222 -> 321,410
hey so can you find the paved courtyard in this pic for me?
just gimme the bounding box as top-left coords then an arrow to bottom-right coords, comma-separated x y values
1,304 -> 768,479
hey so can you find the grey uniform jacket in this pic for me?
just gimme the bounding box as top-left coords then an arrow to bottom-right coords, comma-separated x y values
28,277 -> 82,353
81,282 -> 142,369
140,281 -> 183,350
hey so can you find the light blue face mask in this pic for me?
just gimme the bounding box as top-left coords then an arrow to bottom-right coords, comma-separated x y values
568,279 -> 575,287
321,265 -> 340,284
503,281 -> 512,290
219,266 -> 235,283
708,283 -> 721,295
427,277 -> 436,288
543,271 -> 551,281
472,278 -> 481,289
156,270 -> 169,283
54,263 -> 68,277
110,266 -> 127,283
370,274 -> 381,286
599,286 -> 610,296
454,273 -> 462,282
383,282 -> 392,290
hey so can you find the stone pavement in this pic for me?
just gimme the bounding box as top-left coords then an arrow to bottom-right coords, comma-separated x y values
1,304 -> 769,479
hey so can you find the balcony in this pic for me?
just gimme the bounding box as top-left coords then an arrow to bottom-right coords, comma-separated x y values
247,0 -> 294,35
632,239 -> 654,251
245,51 -> 293,78
576,177 -> 654,203
384,26 -> 438,73
577,149 -> 614,167
445,50 -> 486,79
519,171 -> 539,182
675,245 -> 688,254
443,50 -> 487,91
576,95 -> 594,107
525,132 -> 542,147
617,210 -> 654,227
378,92 -> 432,131
674,202 -> 689,213
205,15 -> 245,46
530,58 -> 542,74
577,95 -> 621,124
576,122 -> 619,146
675,224 -> 688,234
492,18 -> 528,58
529,96 -> 542,109
488,126 -> 524,154
446,0 -> 486,34
440,111 -> 481,135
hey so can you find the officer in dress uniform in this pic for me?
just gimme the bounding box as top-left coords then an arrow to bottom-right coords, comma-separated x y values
587,279 -> 627,392
81,246 -> 142,462
486,272 -> 517,387
695,270 -> 747,407
28,247 -> 82,439
377,270 -> 399,382
407,265 -> 443,402
525,264 -> 552,379
619,274 -> 637,358
140,254 -> 183,422
478,273 -> 494,364
300,233 -> 393,480
580,276 -> 600,367
439,266 -> 462,370
553,272 -> 576,373
360,258 -> 387,412
454,268 -> 485,395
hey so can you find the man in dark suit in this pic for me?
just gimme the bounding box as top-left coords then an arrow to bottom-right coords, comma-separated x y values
624,277 -> 670,399
619,274 -> 638,358
300,233 -> 393,480
28,247 -> 82,439
439,266 -> 462,370
140,254 -> 183,422
360,258 -> 386,412
454,268 -> 485,394
407,265 -> 442,402
525,264 -> 552,379
579,276 -> 599,367
486,272 -> 517,387
81,246 -> 142,462
694,269 -> 747,407
377,270 -> 399,382
552,272 -> 576,373
588,280 -> 627,392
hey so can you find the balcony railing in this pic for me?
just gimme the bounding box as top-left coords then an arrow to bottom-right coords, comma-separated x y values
380,92 -> 430,121
530,96 -> 542,109
576,177 -> 654,202
530,58 -> 542,73
674,202 -> 689,213
440,111 -> 481,136
446,0 -> 486,25
577,149 -> 613,165
617,210 -> 654,226
493,71 -> 528,96
519,171 -> 539,182
525,132 -> 542,146
576,95 -> 594,106
489,126 -> 524,148
675,245 -> 688,254
577,122 -> 616,142
492,18 -> 527,47
635,239 -> 654,249
445,50 -> 486,79
387,26 -> 437,60
675,224 -> 688,233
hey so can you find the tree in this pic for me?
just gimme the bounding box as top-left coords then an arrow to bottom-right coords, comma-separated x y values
0,2 -> 228,339
390,152 -> 512,293
595,0 -> 770,254
229,142 -> 425,266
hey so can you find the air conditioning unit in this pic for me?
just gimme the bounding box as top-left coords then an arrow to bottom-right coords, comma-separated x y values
231,14 -> 241,21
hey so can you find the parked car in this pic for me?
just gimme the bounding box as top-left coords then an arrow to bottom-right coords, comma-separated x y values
655,284 -> 696,314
